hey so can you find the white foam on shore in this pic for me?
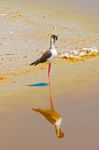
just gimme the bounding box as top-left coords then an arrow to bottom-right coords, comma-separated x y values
59,46 -> 99,62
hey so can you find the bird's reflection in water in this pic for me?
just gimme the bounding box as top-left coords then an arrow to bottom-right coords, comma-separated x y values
32,84 -> 64,138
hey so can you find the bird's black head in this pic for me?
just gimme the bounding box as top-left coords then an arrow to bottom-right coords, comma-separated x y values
51,34 -> 58,41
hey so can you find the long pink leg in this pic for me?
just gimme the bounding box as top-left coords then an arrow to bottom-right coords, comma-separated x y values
48,62 -> 51,85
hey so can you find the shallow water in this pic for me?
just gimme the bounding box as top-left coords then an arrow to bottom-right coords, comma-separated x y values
0,58 -> 99,150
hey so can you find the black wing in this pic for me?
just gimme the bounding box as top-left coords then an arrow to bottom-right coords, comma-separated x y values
39,50 -> 52,63
30,50 -> 52,65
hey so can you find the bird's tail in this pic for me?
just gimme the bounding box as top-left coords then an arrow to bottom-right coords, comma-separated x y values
30,59 -> 40,66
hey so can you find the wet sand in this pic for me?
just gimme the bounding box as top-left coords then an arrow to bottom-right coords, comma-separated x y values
0,0 -> 99,150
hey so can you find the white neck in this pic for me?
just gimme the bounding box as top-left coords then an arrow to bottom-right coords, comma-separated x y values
50,38 -> 55,49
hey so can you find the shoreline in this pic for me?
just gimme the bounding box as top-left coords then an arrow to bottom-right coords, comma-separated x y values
0,56 -> 99,97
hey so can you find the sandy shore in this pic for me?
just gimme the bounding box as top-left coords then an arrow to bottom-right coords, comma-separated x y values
0,1 -> 99,150
0,0 -> 99,83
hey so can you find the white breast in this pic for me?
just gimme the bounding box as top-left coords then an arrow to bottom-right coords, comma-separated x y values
47,48 -> 57,61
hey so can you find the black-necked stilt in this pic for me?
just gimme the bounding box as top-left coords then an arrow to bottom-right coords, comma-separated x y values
30,34 -> 58,83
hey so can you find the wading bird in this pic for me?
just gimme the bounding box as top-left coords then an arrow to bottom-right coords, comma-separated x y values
30,34 -> 58,83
